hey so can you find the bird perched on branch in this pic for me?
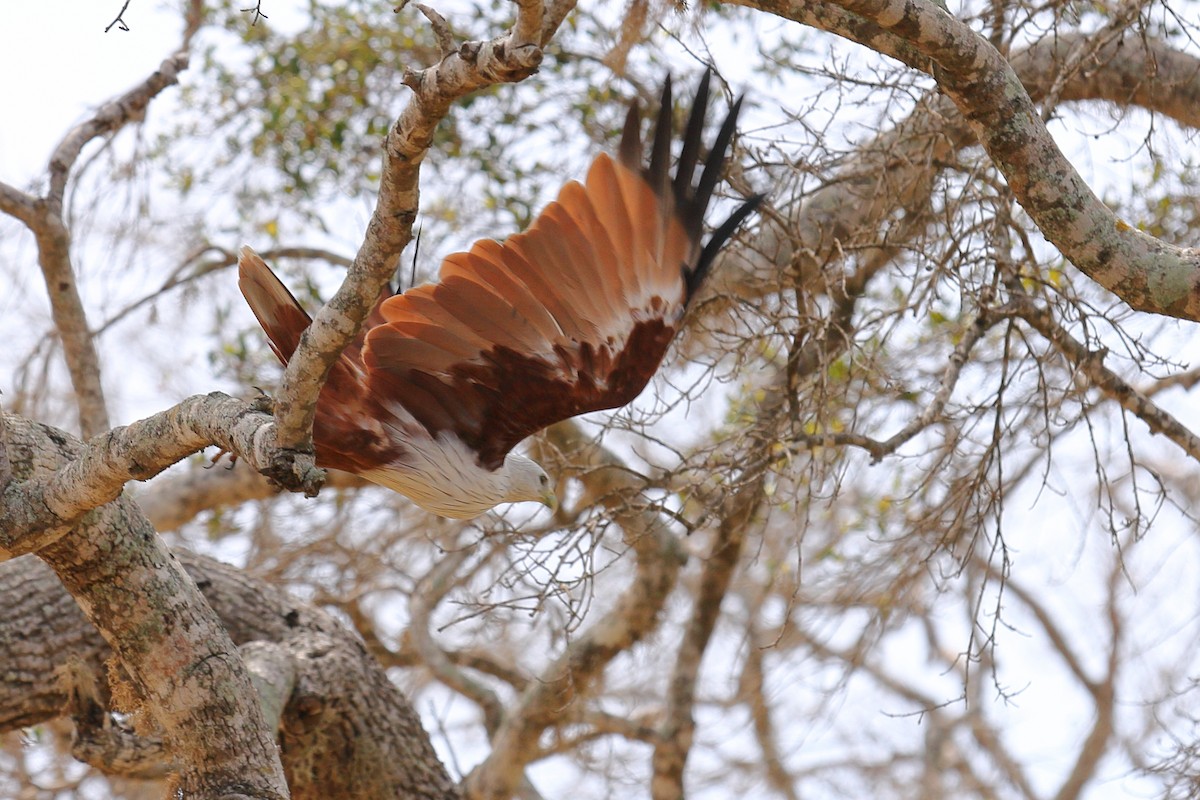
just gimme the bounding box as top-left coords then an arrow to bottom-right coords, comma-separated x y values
238,71 -> 762,518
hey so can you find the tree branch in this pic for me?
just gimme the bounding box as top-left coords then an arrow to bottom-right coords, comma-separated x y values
0,181 -> 37,226
1,0 -> 204,438
652,465 -> 768,798
0,395 -> 319,558
464,420 -> 685,800
134,462 -> 369,533
783,303 -> 1016,461
794,0 -> 1200,319
0,411 -> 289,799
714,5 -> 1200,318
0,549 -> 461,798
1014,297 -> 1200,461
270,0 -> 576,467
411,546 -> 509,734
46,48 -> 193,215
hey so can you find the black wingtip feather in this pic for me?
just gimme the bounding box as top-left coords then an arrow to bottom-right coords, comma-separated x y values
687,193 -> 765,299
673,69 -> 712,202
688,94 -> 745,232
647,76 -> 674,193
619,103 -> 643,169
610,71 -> 763,306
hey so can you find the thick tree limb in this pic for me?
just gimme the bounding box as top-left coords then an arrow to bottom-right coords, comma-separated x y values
0,395 -> 318,558
65,658 -> 171,779
0,412 -> 289,799
1,409 -> 455,796
0,549 -> 461,799
735,0 -> 1200,319
709,18 -> 1200,315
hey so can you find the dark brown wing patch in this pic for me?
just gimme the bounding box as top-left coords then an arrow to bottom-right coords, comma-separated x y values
361,72 -> 761,470
238,74 -> 761,477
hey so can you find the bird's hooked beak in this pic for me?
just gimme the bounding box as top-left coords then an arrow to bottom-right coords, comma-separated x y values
541,488 -> 559,513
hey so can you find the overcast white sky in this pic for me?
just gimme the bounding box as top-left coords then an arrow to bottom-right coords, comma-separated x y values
2,6 -> 1198,799
0,4 -> 192,185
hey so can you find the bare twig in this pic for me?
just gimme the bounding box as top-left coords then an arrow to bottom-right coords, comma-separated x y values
1036,0 -> 1151,120
241,1 -> 268,25
1015,298 -> 1200,462
96,245 -> 354,336
47,52 -> 193,215
785,304 -> 1017,462
105,0 -> 132,32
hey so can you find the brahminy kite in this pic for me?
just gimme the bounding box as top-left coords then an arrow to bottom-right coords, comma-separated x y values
238,72 -> 761,518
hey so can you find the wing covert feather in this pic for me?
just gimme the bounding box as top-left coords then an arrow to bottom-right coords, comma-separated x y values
291,72 -> 760,471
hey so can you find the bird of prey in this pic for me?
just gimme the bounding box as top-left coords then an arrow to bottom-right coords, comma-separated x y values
238,72 -> 761,518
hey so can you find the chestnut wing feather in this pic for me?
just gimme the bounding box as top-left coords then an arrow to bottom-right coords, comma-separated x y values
237,248 -> 403,473
362,72 -> 762,470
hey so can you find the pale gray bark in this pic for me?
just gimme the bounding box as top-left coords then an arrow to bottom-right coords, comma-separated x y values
0,412 -> 289,799
0,395 -> 318,558
727,0 -> 1200,319
0,549 -> 461,799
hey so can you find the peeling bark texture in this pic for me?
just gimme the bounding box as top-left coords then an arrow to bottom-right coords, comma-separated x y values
0,411 -> 459,797
0,413 -> 289,799
187,559 -> 461,800
270,0 -> 577,456
726,0 -> 1200,319
0,396 -> 318,558
0,553 -> 461,799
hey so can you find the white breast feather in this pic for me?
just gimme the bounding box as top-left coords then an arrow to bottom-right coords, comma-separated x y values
361,422 -> 509,519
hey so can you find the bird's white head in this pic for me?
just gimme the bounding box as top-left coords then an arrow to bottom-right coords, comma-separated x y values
502,452 -> 557,511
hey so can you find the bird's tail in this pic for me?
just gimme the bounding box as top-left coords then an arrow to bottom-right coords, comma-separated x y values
237,247 -> 312,365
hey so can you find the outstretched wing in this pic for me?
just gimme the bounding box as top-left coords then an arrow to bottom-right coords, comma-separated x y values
362,71 -> 762,470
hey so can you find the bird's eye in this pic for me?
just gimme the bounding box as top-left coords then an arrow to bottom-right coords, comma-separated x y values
540,475 -> 549,486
